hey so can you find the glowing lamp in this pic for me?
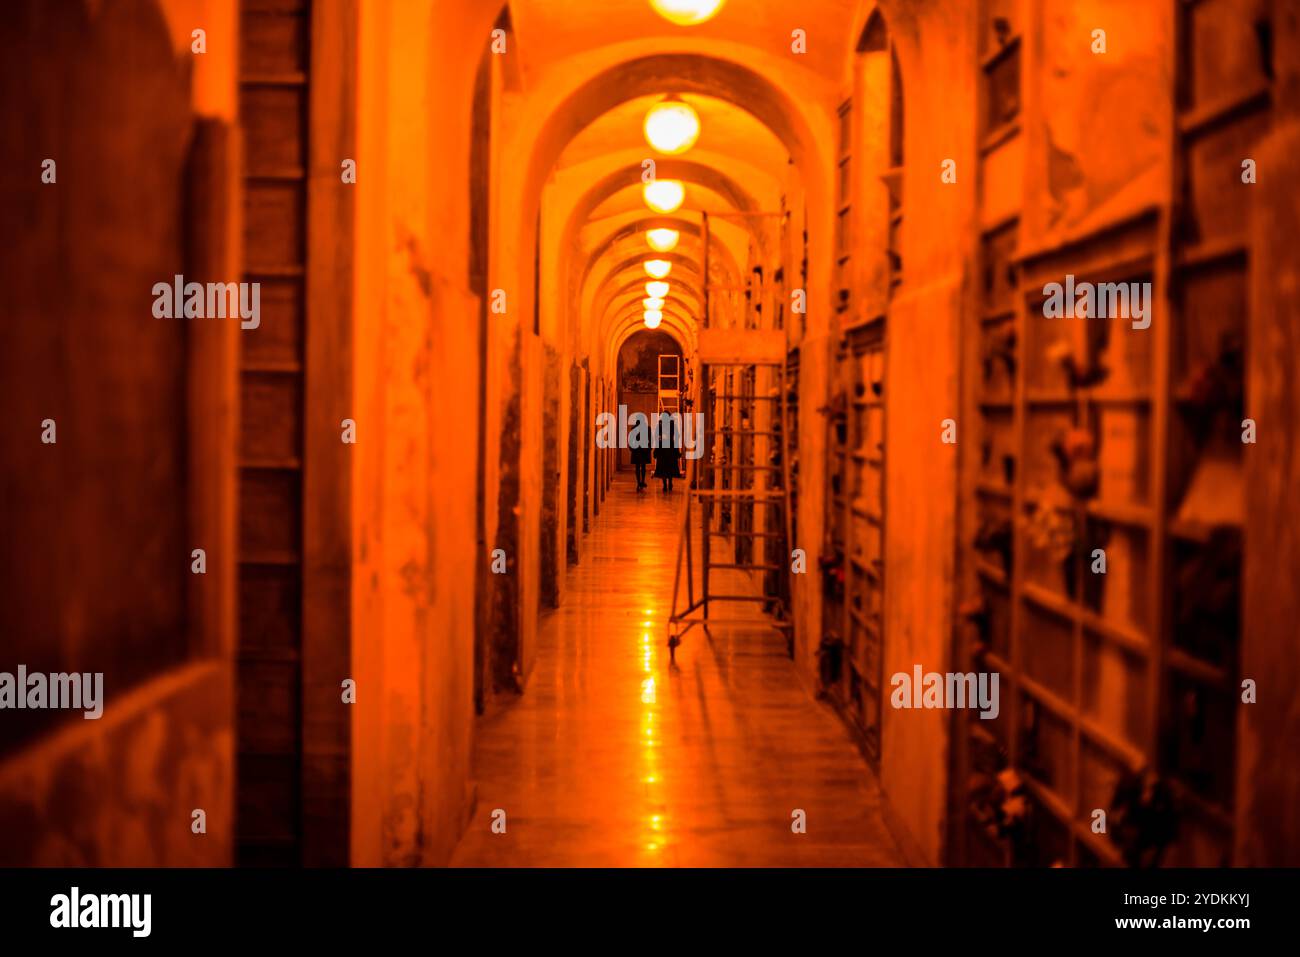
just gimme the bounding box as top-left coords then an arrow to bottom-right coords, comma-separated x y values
643,297 -> 666,310
643,179 -> 685,213
643,97 -> 700,155
644,310 -> 664,329
645,280 -> 670,299
644,259 -> 672,279
649,0 -> 726,26
646,228 -> 680,252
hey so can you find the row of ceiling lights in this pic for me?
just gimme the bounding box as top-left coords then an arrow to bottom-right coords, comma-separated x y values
639,94 -> 699,328
638,99 -> 692,330
634,2 -> 723,328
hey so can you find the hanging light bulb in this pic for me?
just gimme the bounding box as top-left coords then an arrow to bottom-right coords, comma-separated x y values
643,310 -> 663,329
645,280 -> 670,299
646,228 -> 679,252
643,96 -> 700,155
643,297 -> 666,310
648,0 -> 726,27
643,179 -> 685,214
644,259 -> 672,279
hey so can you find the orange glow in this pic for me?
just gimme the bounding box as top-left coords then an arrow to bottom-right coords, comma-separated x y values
649,0 -> 726,26
20,0 -> 1285,880
643,97 -> 700,154
646,228 -> 679,252
643,179 -> 685,213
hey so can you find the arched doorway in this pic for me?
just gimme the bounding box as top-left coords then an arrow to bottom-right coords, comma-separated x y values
616,329 -> 687,470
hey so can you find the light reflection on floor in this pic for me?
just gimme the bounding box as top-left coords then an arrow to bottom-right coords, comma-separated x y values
450,474 -> 903,867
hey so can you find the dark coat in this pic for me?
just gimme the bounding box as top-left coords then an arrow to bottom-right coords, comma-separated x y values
653,420 -> 682,478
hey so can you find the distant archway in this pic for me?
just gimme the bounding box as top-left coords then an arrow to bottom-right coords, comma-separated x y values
615,328 -> 686,470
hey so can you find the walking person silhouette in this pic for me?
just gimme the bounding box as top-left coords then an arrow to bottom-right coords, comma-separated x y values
630,430 -> 651,491
653,414 -> 682,493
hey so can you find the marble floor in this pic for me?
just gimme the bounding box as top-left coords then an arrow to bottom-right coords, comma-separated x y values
449,472 -> 903,867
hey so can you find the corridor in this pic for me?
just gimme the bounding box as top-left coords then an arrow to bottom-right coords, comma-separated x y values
452,474 -> 901,867
2,0 -> 1300,873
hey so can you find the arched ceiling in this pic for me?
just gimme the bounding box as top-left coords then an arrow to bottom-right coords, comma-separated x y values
549,89 -> 795,361
580,214 -> 747,296
509,1 -> 869,87
557,94 -> 788,181
512,54 -> 824,364
581,215 -> 746,352
495,0 -> 896,371
607,313 -> 696,374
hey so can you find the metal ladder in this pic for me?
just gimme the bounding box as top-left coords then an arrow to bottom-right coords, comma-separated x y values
667,207 -> 794,660
657,354 -> 681,417
667,357 -> 794,660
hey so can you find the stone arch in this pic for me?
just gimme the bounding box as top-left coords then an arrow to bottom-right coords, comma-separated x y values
504,48 -> 834,353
